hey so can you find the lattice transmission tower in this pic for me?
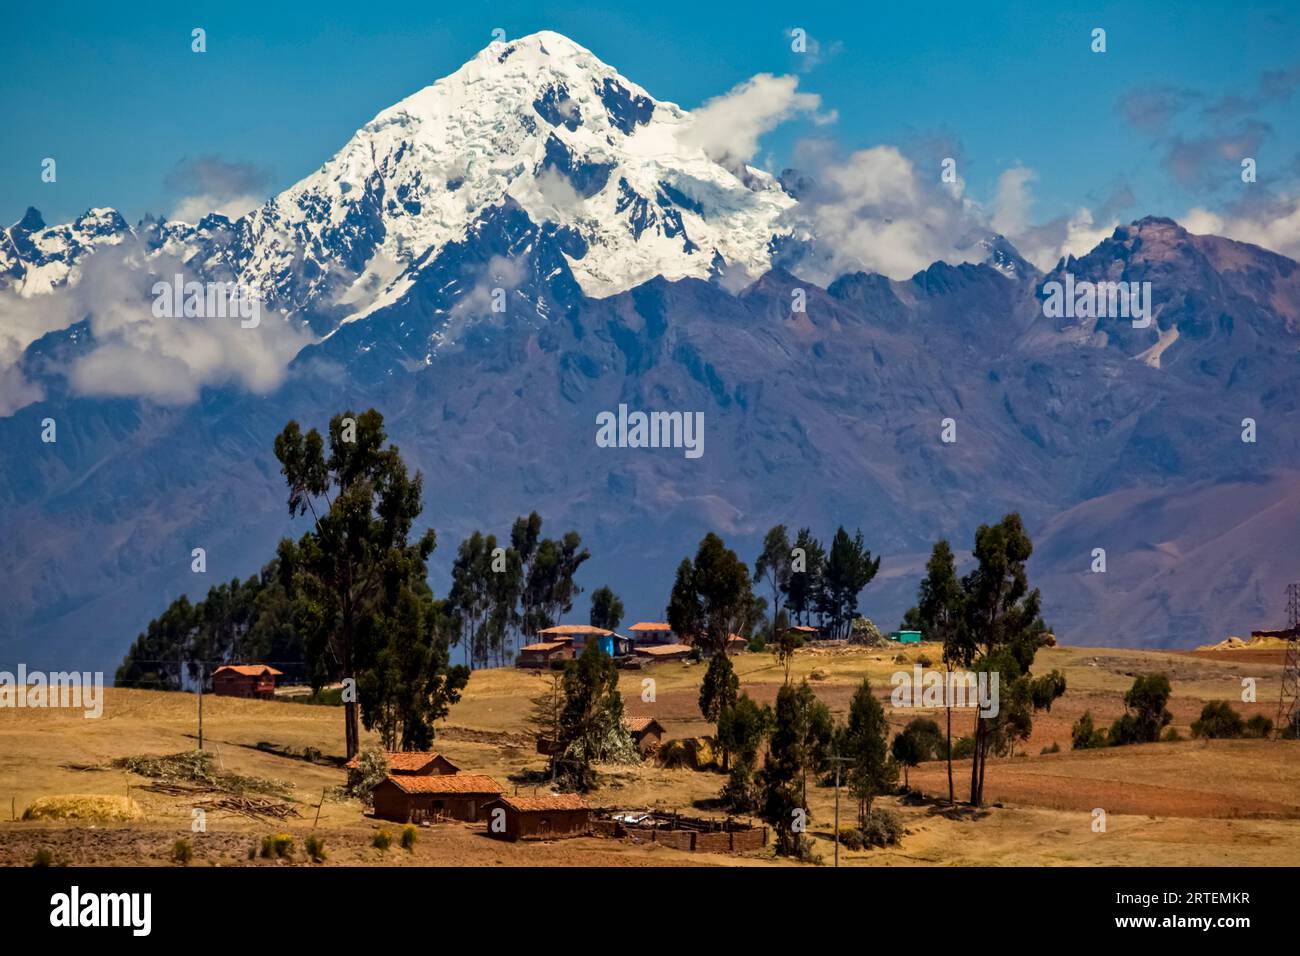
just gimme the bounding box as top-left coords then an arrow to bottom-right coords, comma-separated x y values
1275,582 -> 1300,738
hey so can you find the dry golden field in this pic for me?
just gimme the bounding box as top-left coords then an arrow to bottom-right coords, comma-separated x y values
1,642 -> 1297,866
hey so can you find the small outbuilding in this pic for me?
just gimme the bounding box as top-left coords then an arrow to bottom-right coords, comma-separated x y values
890,630 -> 923,644
634,643 -> 694,663
484,793 -> 592,841
518,639 -> 575,669
371,773 -> 504,824
210,664 -> 283,700
623,716 -> 666,756
628,622 -> 677,646
346,751 -> 460,776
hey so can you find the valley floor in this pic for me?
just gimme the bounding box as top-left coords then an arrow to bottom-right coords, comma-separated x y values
1,643 -> 1297,867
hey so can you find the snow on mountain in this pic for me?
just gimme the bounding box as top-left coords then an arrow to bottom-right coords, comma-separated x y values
1,207 -> 131,296
4,32 -> 794,340
241,31 -> 793,320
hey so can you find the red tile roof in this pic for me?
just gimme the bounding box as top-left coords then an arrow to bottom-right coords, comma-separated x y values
383,774 -> 503,795
628,622 -> 672,632
489,793 -> 590,812
537,624 -> 613,636
212,664 -> 283,677
344,751 -> 457,773
789,625 -> 819,633
520,640 -> 571,652
623,716 -> 664,734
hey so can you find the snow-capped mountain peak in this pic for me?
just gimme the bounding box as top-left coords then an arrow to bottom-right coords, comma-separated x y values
236,30 -> 793,324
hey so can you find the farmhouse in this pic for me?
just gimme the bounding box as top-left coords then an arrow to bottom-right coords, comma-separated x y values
484,793 -> 592,841
628,622 -> 677,645
623,716 -> 665,756
210,664 -> 282,700
372,773 -> 504,824
345,751 -> 460,776
634,643 -> 694,662
788,625 -> 820,641
726,633 -> 748,655
518,638 -> 575,669
537,624 -> 618,656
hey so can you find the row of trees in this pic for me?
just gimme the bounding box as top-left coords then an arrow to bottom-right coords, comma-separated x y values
115,562 -> 307,691
697,649 -> 897,856
753,525 -> 881,640
119,410 -> 472,759
446,513 -> 590,670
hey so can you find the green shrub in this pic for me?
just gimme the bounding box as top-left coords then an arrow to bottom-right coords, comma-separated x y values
950,735 -> 976,759
343,747 -> 390,807
171,839 -> 193,865
247,843 -> 257,861
1244,714 -> 1274,739
1162,727 -> 1183,742
1040,742 -> 1061,754
859,808 -> 904,848
32,848 -> 53,867
1071,711 -> 1108,749
400,824 -> 418,851
304,834 -> 326,863
372,829 -> 392,851
838,827 -> 865,851
1191,700 -> 1245,739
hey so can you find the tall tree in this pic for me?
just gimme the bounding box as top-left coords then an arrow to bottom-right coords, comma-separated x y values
699,653 -> 740,767
753,525 -> 792,642
717,694 -> 772,811
555,644 -> 637,791
274,409 -> 437,759
956,514 -> 1057,806
842,679 -> 895,823
527,671 -> 566,780
448,531 -> 495,670
818,526 -> 880,638
357,587 -> 469,749
909,540 -> 964,802
759,680 -> 832,856
669,533 -> 754,656
589,586 -> 625,631
786,528 -> 825,626
666,558 -> 702,642
511,512 -> 543,640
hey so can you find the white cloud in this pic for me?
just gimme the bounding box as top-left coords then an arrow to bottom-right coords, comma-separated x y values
680,73 -> 828,165
169,192 -> 263,223
0,245 -> 314,413
1183,197 -> 1300,260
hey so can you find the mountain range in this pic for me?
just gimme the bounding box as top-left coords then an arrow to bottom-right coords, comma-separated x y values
2,31 -> 1299,673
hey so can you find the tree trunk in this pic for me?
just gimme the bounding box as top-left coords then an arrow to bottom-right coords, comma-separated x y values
946,700 -> 954,804
968,715 -> 982,806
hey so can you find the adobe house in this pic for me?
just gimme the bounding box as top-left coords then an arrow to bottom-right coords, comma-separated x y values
788,625 -> 820,641
633,643 -> 693,663
536,624 -> 616,655
345,751 -> 460,776
371,773 -> 503,824
518,638 -> 575,669
627,622 -> 677,646
210,664 -> 283,700
484,793 -> 592,841
623,716 -> 666,756
725,633 -> 748,655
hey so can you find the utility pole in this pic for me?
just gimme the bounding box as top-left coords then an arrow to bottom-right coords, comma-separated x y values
828,754 -> 852,868
197,663 -> 204,751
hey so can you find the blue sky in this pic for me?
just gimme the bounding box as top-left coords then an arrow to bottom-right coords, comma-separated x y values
4,0 -> 1299,235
